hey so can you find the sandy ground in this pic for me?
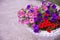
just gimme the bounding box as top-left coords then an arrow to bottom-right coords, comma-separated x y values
0,0 -> 41,40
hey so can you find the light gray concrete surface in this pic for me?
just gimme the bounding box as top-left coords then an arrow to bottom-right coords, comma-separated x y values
0,0 -> 41,40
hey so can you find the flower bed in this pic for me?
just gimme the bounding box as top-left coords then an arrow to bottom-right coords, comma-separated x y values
17,0 -> 60,33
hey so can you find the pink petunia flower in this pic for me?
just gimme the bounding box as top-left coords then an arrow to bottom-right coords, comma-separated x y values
18,10 -> 25,18
28,13 -> 34,18
22,19 -> 29,24
33,12 -> 37,18
29,18 -> 34,23
28,13 -> 37,18
42,4 -> 48,11
25,13 -> 28,17
33,6 -> 38,12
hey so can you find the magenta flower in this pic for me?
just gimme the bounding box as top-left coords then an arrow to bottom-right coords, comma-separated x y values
23,19 -> 29,24
25,14 -> 28,17
18,10 -> 25,18
33,6 -> 38,12
28,13 -> 37,18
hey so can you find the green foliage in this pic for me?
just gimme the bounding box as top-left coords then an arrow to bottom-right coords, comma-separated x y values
49,0 -> 60,6
39,0 -> 60,6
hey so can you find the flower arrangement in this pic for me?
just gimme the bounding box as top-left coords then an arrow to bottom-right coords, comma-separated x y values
17,1 -> 60,33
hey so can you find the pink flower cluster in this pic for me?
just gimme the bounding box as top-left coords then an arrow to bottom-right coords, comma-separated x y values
17,6 -> 38,24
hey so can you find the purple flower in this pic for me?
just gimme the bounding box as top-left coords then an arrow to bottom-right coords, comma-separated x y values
52,4 -> 56,9
51,18 -> 56,22
47,6 -> 50,9
45,10 -> 50,14
50,13 -> 57,22
26,5 -> 31,9
52,13 -> 56,16
34,18 -> 37,22
58,10 -> 60,12
38,18 -> 42,22
52,13 -> 57,19
37,13 -> 42,22
29,9 -> 34,13
37,12 -> 42,17
42,1 -> 45,4
47,2 -> 51,9
47,1 -> 52,6
42,0 -> 46,5
33,24 -> 39,33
